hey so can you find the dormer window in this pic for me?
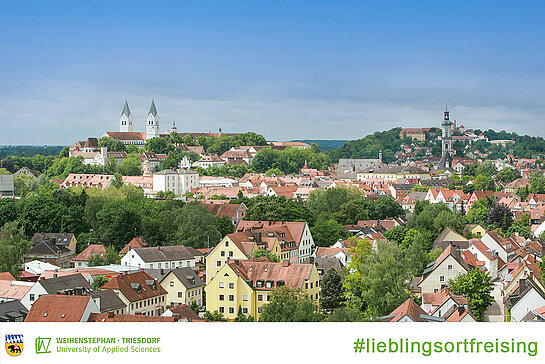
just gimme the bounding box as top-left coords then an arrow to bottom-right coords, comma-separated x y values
256,280 -> 264,288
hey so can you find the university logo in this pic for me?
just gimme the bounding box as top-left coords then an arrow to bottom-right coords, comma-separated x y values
35,337 -> 51,354
5,335 -> 23,356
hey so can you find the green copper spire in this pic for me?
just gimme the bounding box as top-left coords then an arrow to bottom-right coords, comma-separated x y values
148,100 -> 158,117
121,100 -> 131,116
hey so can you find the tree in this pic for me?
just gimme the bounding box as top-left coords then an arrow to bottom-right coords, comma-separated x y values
310,216 -> 348,247
88,253 -> 105,267
248,248 -> 280,262
117,156 -> 142,176
244,196 -> 313,223
99,137 -> 127,152
145,137 -> 171,154
320,268 -> 344,312
343,237 -> 373,311
204,310 -> 227,321
92,276 -> 109,290
215,215 -> 234,238
307,187 -> 361,217
449,269 -> 493,321
0,222 -> 30,277
327,307 -> 365,322
234,306 -> 254,322
176,202 -> 221,248
259,286 -> 322,322
358,242 -> 412,317
104,245 -> 120,265
496,168 -> 518,183
486,204 -> 513,230
374,196 -> 404,219
466,198 -> 493,226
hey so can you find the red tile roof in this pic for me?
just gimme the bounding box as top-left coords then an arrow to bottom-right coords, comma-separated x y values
25,295 -> 93,322
385,298 -> 428,322
87,313 -> 175,322
73,244 -> 106,262
101,271 -> 167,302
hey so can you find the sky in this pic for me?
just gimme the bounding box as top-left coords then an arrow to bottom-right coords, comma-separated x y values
1,1 -> 545,145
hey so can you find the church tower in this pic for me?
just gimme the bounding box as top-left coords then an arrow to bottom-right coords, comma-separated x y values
119,101 -> 133,132
438,106 -> 453,169
441,106 -> 453,156
146,100 -> 160,139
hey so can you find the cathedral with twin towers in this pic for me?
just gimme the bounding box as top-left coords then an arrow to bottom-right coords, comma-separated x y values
118,100 -> 162,140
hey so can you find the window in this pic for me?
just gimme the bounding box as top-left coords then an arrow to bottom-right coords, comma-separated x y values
448,265 -> 453,270
219,307 -> 225,313
256,280 -> 264,288
439,276 -> 445,282
221,251 -> 225,257
229,307 -> 235,314
228,251 -> 233,257
229,282 -> 235,289
219,282 -> 225,288
229,295 -> 234,301
217,261 -> 222,267
265,281 -> 272,288
242,307 -> 248,314
30,294 -> 35,301
266,295 -> 270,301
170,281 -> 174,287
158,263 -> 162,268
258,307 -> 262,313
178,292 -> 183,298
225,241 -> 229,247
243,295 -> 249,301
310,282 -> 313,289
219,294 -> 225,301
305,282 -> 308,290
258,294 -> 263,301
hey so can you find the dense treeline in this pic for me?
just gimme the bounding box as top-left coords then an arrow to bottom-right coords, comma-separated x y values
0,146 -> 65,159
0,185 -> 234,260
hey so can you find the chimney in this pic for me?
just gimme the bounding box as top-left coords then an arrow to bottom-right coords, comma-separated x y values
458,305 -> 464,316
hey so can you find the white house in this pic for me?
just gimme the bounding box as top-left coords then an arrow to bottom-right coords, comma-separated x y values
152,169 -> 199,195
480,231 -> 509,263
505,278 -> 545,322
120,245 -> 199,270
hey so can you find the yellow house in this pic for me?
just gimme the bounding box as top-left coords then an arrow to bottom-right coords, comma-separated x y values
205,257 -> 320,321
206,232 -> 281,284
465,224 -> 486,238
356,166 -> 430,182
160,267 -> 205,307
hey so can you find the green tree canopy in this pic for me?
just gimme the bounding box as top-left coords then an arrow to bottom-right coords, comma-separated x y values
449,269 -> 493,321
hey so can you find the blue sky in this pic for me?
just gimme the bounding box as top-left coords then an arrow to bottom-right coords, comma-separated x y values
1,1 -> 544,145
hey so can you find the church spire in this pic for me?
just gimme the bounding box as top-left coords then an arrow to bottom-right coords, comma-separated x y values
148,99 -> 158,117
121,100 -> 131,117
119,100 -> 133,132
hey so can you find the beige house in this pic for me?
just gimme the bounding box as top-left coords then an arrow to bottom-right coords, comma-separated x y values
101,271 -> 167,316
160,267 -> 204,307
417,245 -> 470,296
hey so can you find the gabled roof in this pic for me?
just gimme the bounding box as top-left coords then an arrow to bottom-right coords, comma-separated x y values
0,272 -> 15,281
73,244 -> 106,262
94,289 -> 126,313
119,237 -> 148,255
162,267 -> 204,289
25,295 -> 93,322
166,304 -> 203,322
132,246 -> 196,263
384,298 -> 430,322
101,271 -> 167,303
39,273 -> 93,295
31,232 -> 74,247
0,300 -> 28,321
504,278 -> 545,310
88,313 -> 175,322
236,221 -> 307,246
228,259 -> 313,291
205,203 -> 245,219
421,244 -> 470,280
